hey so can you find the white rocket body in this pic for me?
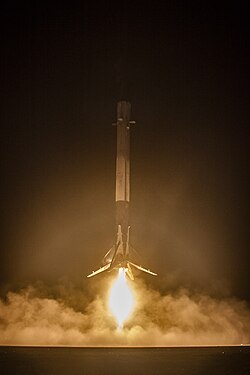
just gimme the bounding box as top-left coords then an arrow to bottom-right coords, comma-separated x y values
87,102 -> 157,279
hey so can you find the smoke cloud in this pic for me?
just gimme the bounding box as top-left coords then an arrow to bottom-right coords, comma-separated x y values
0,279 -> 249,346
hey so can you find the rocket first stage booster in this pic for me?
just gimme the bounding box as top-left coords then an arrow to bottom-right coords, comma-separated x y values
87,101 -> 157,280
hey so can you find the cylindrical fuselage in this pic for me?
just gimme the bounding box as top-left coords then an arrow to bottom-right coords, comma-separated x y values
115,101 -> 131,241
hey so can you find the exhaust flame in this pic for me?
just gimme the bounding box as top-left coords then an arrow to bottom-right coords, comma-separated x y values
109,268 -> 135,328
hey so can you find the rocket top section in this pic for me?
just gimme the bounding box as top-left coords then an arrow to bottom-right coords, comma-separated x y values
115,101 -> 131,203
117,101 -> 131,123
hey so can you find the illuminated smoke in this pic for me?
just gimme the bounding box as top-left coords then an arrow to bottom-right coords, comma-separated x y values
0,280 -> 249,346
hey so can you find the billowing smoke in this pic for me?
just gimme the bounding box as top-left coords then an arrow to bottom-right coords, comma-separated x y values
0,279 -> 249,346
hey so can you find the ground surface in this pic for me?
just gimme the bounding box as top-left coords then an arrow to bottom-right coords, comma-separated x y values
0,346 -> 249,375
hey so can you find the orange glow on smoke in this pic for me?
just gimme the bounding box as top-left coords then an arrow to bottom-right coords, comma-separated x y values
109,268 -> 135,328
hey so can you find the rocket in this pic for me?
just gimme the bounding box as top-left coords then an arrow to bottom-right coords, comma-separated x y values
87,101 -> 157,280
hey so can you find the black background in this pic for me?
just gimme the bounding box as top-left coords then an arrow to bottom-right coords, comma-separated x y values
1,2 -> 249,299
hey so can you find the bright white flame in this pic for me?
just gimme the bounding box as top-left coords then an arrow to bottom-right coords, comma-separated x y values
109,268 -> 135,328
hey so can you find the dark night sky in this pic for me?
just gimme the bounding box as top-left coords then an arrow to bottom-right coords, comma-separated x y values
1,2 -> 249,299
